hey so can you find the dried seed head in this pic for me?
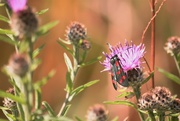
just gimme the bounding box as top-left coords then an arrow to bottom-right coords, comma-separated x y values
8,53 -> 29,77
3,88 -> 16,109
66,21 -> 87,44
10,7 -> 38,38
127,68 -> 144,86
138,86 -> 173,111
164,36 -> 180,56
80,39 -> 91,50
169,98 -> 180,113
138,92 -> 154,110
86,104 -> 108,121
151,87 -> 172,110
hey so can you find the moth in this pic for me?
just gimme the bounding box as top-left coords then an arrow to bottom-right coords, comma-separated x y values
110,54 -> 129,90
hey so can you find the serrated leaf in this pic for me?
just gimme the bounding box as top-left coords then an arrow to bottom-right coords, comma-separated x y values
37,8 -> 49,15
0,90 -> 25,104
104,100 -> 137,109
42,101 -> 56,116
0,35 -> 17,45
116,92 -> 134,99
36,21 -> 59,36
57,40 -> 73,55
80,56 -> 102,67
34,70 -> 56,89
158,68 -> 180,85
0,29 -> 13,34
0,15 -> 9,23
71,80 -> 99,96
142,72 -> 154,85
33,44 -> 45,58
64,53 -> 73,72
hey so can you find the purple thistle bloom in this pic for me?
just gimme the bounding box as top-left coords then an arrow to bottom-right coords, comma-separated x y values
7,0 -> 27,12
101,41 -> 145,72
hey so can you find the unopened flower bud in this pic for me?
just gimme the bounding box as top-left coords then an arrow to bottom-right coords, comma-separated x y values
8,53 -> 29,77
66,21 -> 87,44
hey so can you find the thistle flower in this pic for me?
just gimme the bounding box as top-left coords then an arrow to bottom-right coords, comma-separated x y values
65,21 -> 87,44
101,41 -> 145,72
164,36 -> 180,56
8,53 -> 29,77
101,41 -> 145,87
7,0 -> 38,38
3,88 -> 16,109
169,98 -> 180,113
86,104 -> 108,121
7,0 -> 27,12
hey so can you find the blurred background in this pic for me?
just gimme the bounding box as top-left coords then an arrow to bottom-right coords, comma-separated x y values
0,0 -> 180,120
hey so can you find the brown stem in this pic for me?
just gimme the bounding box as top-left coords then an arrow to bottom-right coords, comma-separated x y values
151,0 -> 155,88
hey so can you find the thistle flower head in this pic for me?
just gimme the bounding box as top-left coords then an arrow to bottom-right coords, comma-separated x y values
8,53 -> 29,77
164,36 -> 180,56
3,88 -> 16,109
138,86 -> 173,111
10,7 -> 38,38
7,0 -> 27,12
101,41 -> 145,72
86,104 -> 108,121
65,21 -> 87,44
170,98 -> 180,113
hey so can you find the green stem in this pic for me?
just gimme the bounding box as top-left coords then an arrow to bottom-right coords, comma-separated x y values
158,112 -> 165,121
132,86 -> 145,121
171,115 -> 179,121
173,55 -> 180,76
148,110 -> 156,121
57,44 -> 81,117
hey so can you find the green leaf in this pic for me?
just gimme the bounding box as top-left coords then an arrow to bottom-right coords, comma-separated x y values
0,15 -> 9,23
116,91 -> 134,99
0,90 -> 25,104
58,38 -> 71,45
35,88 -> 42,110
65,72 -> 73,93
33,44 -> 45,58
57,40 -> 73,55
80,56 -> 102,67
0,3 -> 5,6
158,68 -> 180,85
37,8 -> 49,15
34,70 -> 56,89
60,104 -> 71,116
104,100 -> 137,109
36,21 -> 59,36
0,35 -> 17,45
2,110 -> 14,121
111,116 -> 119,121
0,29 -> 13,34
71,80 -> 99,97
64,53 -> 73,72
75,116 -> 83,121
142,72 -> 154,85
42,101 -> 56,116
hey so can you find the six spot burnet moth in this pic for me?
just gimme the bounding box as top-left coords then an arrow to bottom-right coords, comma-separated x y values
110,54 -> 129,90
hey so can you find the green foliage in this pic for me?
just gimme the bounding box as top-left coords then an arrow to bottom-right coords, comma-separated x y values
158,68 -> 180,85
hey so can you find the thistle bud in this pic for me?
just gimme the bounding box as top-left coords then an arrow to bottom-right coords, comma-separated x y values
164,36 -> 180,56
3,88 -> 16,109
86,104 -> 108,121
66,21 -> 87,44
8,53 -> 29,77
